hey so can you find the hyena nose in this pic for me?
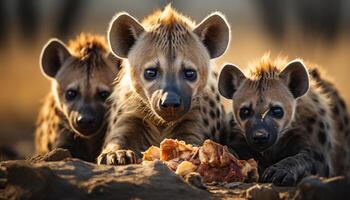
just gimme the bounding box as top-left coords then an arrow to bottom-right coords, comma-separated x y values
252,131 -> 270,143
76,114 -> 96,128
160,92 -> 181,109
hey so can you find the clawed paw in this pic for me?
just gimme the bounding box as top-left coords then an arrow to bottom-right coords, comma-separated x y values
97,149 -> 138,165
261,166 -> 297,186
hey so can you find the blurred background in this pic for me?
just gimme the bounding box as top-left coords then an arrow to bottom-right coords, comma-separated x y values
0,0 -> 350,159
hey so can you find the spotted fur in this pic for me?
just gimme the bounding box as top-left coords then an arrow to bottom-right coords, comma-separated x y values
98,6 -> 229,165
219,55 -> 350,186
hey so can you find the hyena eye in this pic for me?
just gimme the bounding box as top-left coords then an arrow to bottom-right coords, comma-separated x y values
239,107 -> 252,120
183,69 -> 197,81
270,106 -> 284,119
144,68 -> 158,80
65,89 -> 78,101
98,91 -> 110,101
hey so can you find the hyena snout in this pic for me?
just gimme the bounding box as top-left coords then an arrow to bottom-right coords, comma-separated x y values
160,92 -> 182,109
246,121 -> 278,152
252,130 -> 270,143
154,91 -> 189,122
72,106 -> 104,136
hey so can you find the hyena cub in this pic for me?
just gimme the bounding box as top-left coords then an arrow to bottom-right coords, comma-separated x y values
218,55 -> 350,186
98,6 -> 230,165
35,33 -> 121,162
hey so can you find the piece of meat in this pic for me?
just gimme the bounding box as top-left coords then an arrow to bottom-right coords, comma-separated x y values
142,139 -> 259,183
175,161 -> 198,176
142,146 -> 160,161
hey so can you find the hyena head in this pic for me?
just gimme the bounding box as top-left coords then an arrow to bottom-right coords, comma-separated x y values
219,56 -> 309,151
40,33 -> 121,138
108,5 -> 230,122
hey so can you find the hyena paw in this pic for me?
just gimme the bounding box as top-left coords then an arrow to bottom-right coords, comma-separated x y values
97,149 -> 137,165
261,166 -> 297,186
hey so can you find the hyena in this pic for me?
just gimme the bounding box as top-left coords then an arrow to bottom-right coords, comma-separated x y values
218,55 -> 350,186
35,33 -> 121,162
97,5 -> 230,165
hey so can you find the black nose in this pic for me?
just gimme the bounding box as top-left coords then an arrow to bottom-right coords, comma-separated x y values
252,131 -> 270,143
160,92 -> 181,108
76,114 -> 96,128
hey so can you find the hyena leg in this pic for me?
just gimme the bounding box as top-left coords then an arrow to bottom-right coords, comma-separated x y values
261,150 -> 329,186
97,117 -> 153,165
52,129 -> 75,152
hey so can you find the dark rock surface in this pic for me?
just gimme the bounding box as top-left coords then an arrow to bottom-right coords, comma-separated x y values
0,149 -> 348,200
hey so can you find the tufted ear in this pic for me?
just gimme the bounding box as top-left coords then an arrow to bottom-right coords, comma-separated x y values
40,39 -> 71,78
279,59 -> 309,98
218,64 -> 246,99
108,12 -> 145,59
194,13 -> 230,59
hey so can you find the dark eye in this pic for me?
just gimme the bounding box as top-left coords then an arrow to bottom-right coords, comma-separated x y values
183,69 -> 197,81
98,91 -> 110,101
239,107 -> 252,120
144,68 -> 158,80
65,89 -> 78,101
270,106 -> 284,119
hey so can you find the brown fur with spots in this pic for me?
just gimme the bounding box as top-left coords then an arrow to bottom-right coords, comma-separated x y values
35,33 -> 121,162
218,55 -> 350,186
98,6 -> 230,165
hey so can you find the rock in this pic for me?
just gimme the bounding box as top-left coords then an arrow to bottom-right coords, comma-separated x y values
28,148 -> 72,163
2,149 -> 348,200
294,176 -> 350,200
0,157 -> 211,200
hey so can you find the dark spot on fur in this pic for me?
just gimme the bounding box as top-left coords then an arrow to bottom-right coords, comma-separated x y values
216,121 -> 221,130
306,125 -> 313,133
308,117 -> 316,124
216,108 -> 220,117
202,107 -> 207,114
209,110 -> 216,119
318,130 -> 327,144
210,85 -> 215,92
319,121 -> 325,129
344,115 -> 349,125
229,117 -> 236,127
332,106 -> 340,115
216,94 -> 220,101
209,99 -> 215,108
339,99 -> 346,109
312,96 -> 319,103
204,96 -> 209,101
113,118 -> 117,124
338,122 -> 344,131
212,72 -> 218,78
319,108 -> 326,115
211,126 -> 216,136
346,130 -> 350,137
203,118 -> 209,126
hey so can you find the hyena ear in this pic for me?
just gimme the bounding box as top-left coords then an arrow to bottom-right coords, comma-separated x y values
218,64 -> 246,99
279,59 -> 310,98
40,39 -> 71,78
108,12 -> 145,59
194,12 -> 230,59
